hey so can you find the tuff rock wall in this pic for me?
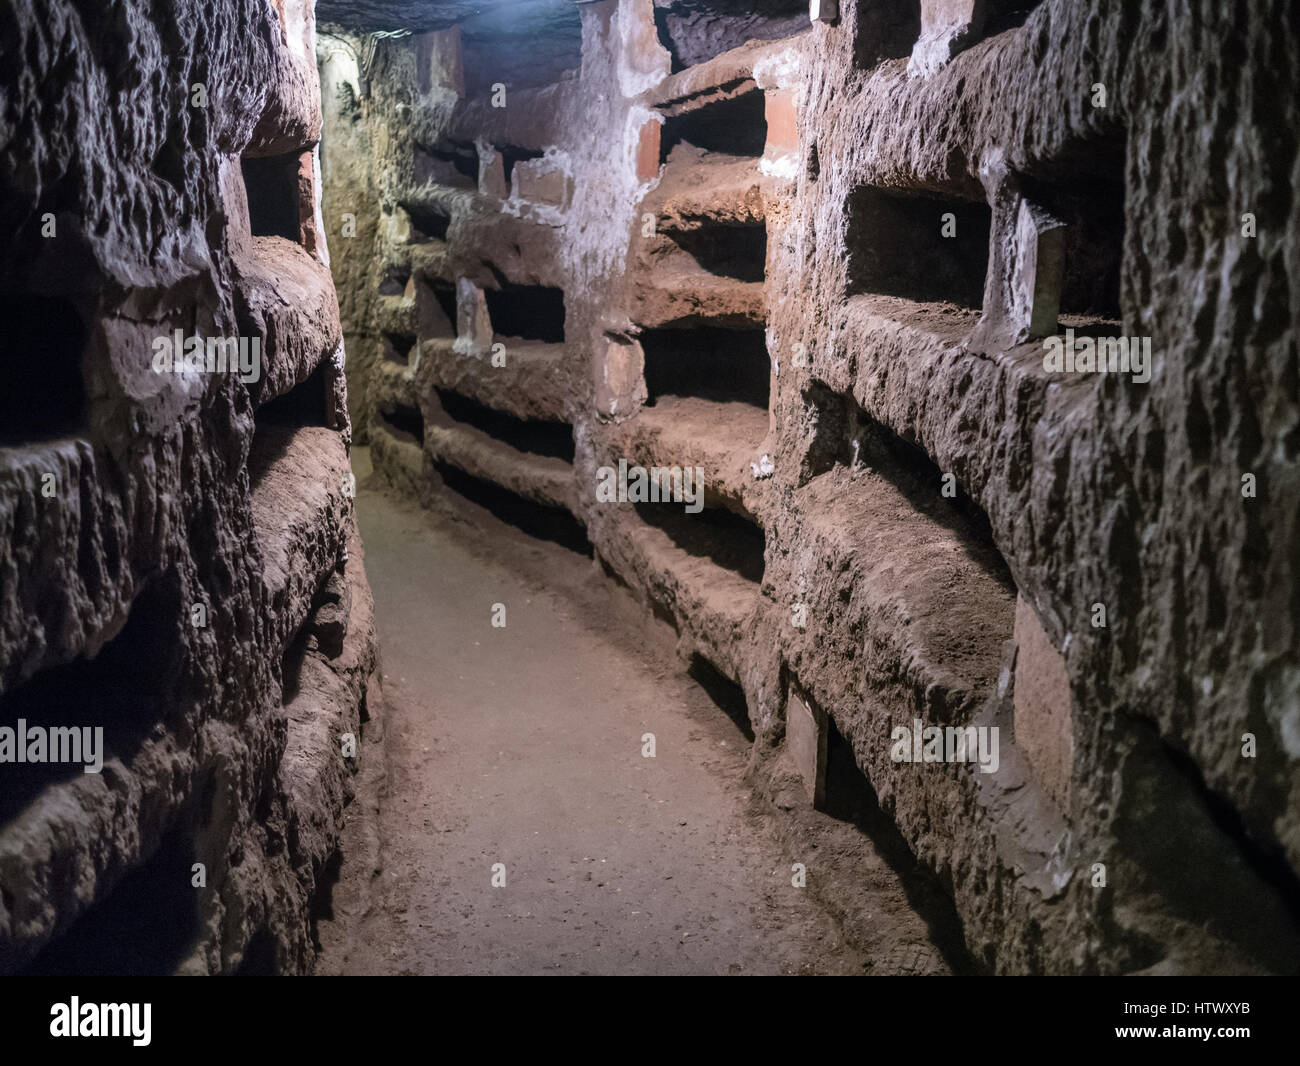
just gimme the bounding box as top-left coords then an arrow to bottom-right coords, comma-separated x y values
323,0 -> 1300,975
0,0 -> 378,974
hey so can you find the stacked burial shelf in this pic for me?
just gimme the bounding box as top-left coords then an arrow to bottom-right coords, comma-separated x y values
370,139 -> 585,548
0,72 -> 359,971
616,45 -> 782,681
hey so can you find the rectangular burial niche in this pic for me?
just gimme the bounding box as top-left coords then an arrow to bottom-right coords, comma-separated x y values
23,805 -> 202,976
633,500 -> 766,585
433,388 -> 575,463
376,401 -> 425,447
241,150 -> 305,244
403,200 -> 451,242
669,219 -> 767,282
653,0 -> 809,73
377,266 -> 410,296
417,276 -> 459,339
0,573 -> 184,828
0,295 -> 87,445
382,330 -> 418,367
853,0 -> 922,69
414,141 -> 478,191
803,383 -> 1014,592
1020,129 -> 1127,329
846,185 -> 991,310
659,90 -> 768,164
248,362 -> 333,490
821,711 -> 980,974
484,283 -> 566,343
688,653 -> 754,742
641,325 -> 770,409
433,461 -> 591,556
500,146 -> 545,191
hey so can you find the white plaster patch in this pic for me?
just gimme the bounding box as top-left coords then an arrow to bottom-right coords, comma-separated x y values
761,152 -> 800,180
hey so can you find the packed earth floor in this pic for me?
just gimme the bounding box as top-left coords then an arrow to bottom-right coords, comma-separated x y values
313,450 -> 963,975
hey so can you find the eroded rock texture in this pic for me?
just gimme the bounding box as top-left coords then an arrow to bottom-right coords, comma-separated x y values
0,0 -> 378,974
324,0 -> 1300,974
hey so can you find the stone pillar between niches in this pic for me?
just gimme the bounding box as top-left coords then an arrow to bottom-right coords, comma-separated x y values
909,0 -> 986,77
787,691 -> 827,808
972,156 -> 1066,350
594,332 -> 646,421
454,278 -> 492,356
1012,594 -> 1074,815
479,145 -> 508,199
636,117 -> 661,181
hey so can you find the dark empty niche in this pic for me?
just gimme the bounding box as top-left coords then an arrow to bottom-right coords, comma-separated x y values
500,146 -> 545,190
846,186 -> 991,310
241,151 -> 304,243
803,384 -> 1014,592
1113,715 -> 1300,974
641,325 -> 770,408
853,0 -> 921,69
434,388 -> 574,463
0,295 -> 87,445
0,573 -> 184,829
414,142 -> 478,191
377,402 -> 425,447
660,90 -> 768,163
634,500 -> 765,584
247,363 -> 333,491
23,807 -> 202,976
484,284 -> 566,343
1021,132 -> 1127,325
417,277 -> 458,339
670,220 -> 767,282
255,360 -> 330,431
653,0 -> 808,72
377,267 -> 410,296
822,713 -> 980,974
382,331 -> 418,367
434,461 -> 591,556
405,200 -> 451,242
688,653 -> 753,741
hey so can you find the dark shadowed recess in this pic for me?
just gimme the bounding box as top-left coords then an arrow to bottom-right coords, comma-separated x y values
845,185 -> 991,309
22,805 -> 202,976
641,325 -> 770,408
688,653 -> 753,741
803,383 -> 1016,595
242,151 -> 304,244
434,388 -> 575,463
485,283 -> 566,342
434,461 -> 592,556
0,574 -> 184,828
660,90 -> 768,162
669,220 -> 767,282
633,501 -> 765,584
377,401 -> 425,445
823,714 -> 982,974
0,294 -> 87,445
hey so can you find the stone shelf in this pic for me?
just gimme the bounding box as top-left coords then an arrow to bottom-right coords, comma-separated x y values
232,237 -> 342,410
248,424 -> 352,656
424,420 -> 578,517
610,397 -> 771,525
419,338 -> 574,425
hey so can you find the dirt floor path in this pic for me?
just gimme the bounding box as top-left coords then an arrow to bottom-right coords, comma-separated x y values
314,451 -> 944,975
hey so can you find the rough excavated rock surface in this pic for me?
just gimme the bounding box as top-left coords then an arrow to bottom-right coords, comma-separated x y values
0,0 -> 378,974
322,0 -> 1300,975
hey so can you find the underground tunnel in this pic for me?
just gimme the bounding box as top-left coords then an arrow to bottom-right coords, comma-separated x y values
1,0 -> 1299,1007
